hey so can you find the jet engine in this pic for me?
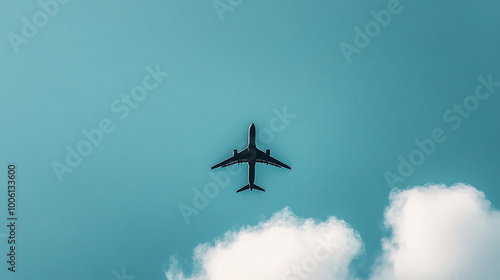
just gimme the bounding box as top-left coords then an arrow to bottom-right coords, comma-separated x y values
266,149 -> 270,155
233,149 -> 238,156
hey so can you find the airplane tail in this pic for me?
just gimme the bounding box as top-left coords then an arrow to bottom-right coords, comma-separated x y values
236,184 -> 266,193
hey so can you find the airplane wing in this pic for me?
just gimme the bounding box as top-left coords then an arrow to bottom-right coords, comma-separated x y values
255,149 -> 291,170
211,149 -> 249,169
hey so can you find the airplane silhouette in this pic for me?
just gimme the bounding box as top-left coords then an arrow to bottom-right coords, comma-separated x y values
211,123 -> 291,193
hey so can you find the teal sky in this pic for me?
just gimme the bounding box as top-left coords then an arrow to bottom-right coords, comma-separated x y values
1,0 -> 499,279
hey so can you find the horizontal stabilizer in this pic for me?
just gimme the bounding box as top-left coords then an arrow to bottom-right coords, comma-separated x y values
252,184 -> 265,192
236,184 -> 250,193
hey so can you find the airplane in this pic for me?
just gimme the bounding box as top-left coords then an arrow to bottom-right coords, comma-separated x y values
211,123 -> 291,193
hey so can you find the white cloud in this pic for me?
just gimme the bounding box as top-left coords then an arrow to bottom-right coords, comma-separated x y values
165,207 -> 363,280
167,184 -> 500,280
370,183 -> 500,280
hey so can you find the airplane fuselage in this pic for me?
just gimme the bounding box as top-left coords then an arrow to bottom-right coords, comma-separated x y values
247,123 -> 257,190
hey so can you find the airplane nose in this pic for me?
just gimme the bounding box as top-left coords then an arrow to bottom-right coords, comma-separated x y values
249,123 -> 256,137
